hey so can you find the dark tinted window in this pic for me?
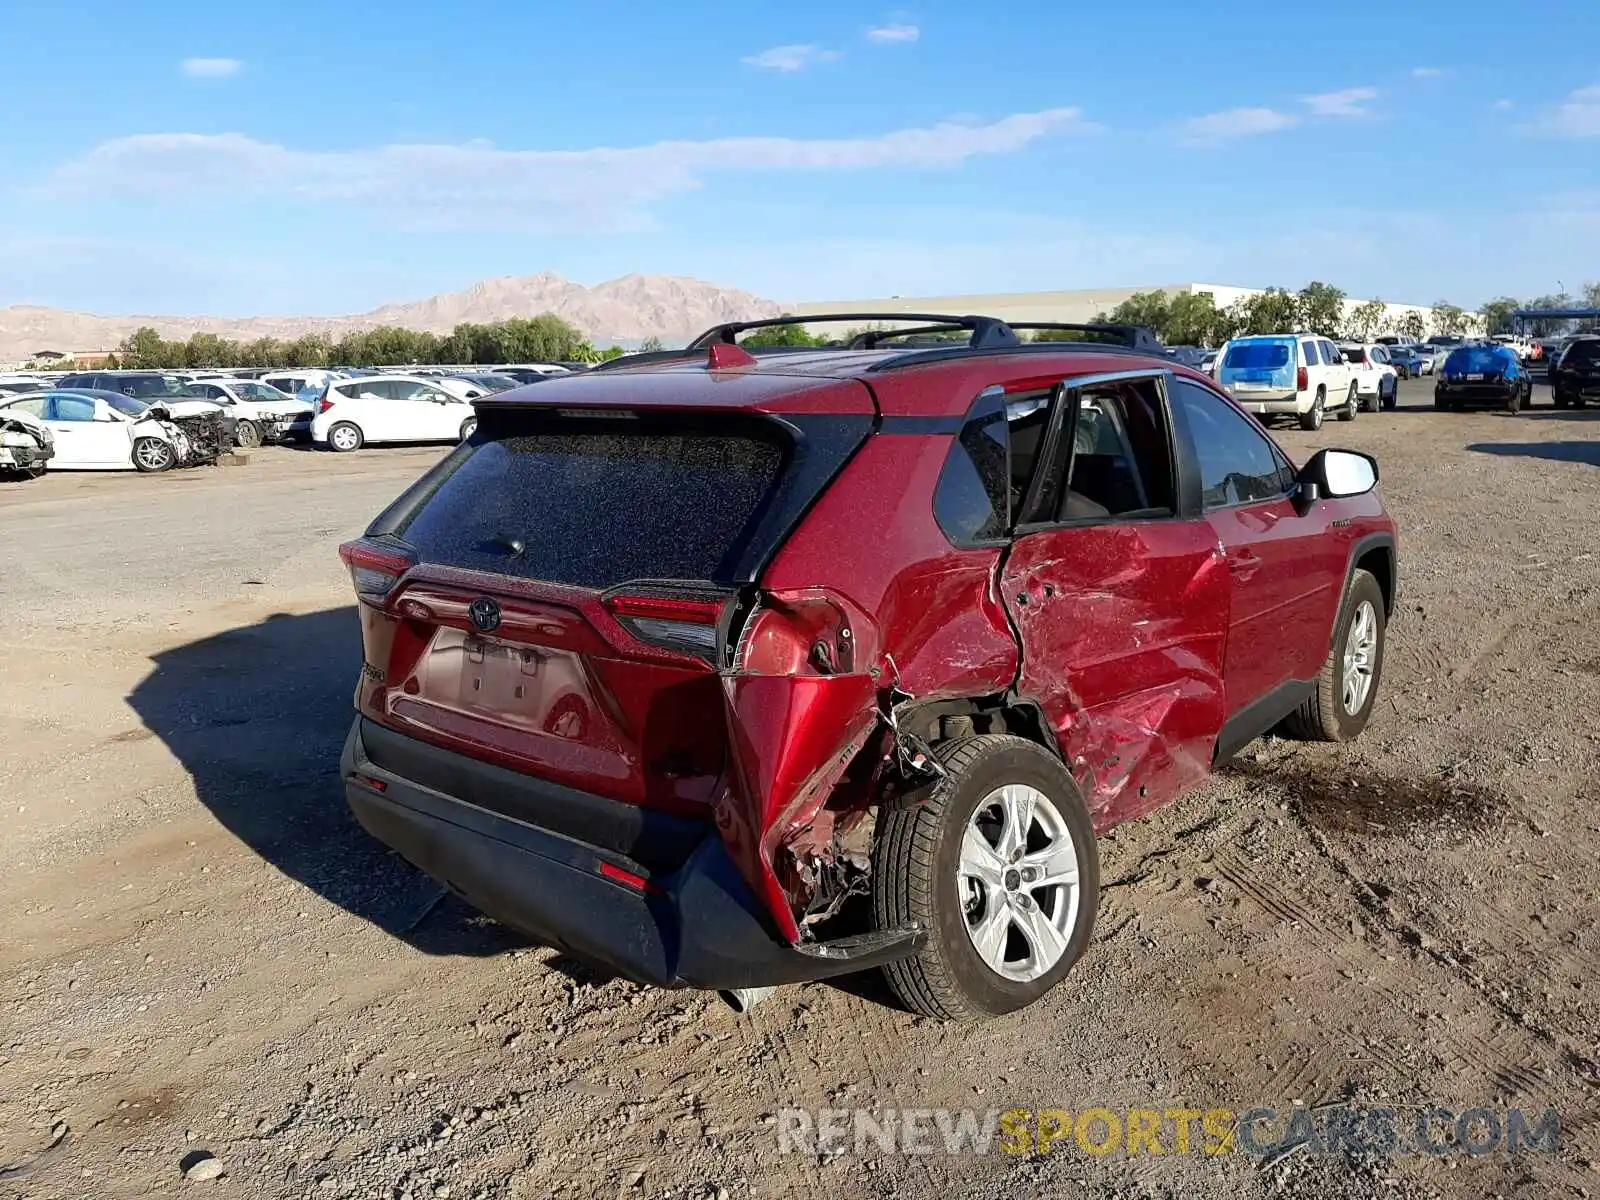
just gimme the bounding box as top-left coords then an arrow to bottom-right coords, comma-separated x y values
1222,342 -> 1291,370
1173,379 -> 1293,509
935,388 -> 1010,545
1563,340 -> 1600,366
104,394 -> 149,417
398,414 -> 788,588
1302,341 -> 1321,366
1343,347 -> 1368,363
58,373 -> 94,389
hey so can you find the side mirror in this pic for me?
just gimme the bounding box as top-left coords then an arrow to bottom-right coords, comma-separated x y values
1294,448 -> 1378,514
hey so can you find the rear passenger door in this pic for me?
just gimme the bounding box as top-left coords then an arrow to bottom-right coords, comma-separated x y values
996,371 -> 1230,827
1169,377 -> 1340,740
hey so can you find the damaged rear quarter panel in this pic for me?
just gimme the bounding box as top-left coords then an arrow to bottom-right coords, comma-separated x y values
720,434 -> 1019,940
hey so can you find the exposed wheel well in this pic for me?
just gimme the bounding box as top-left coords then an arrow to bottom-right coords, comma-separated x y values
896,694 -> 1063,760
1356,545 -> 1395,616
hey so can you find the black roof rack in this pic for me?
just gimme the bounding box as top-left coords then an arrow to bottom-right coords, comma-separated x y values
1004,322 -> 1165,354
687,312 -> 1023,351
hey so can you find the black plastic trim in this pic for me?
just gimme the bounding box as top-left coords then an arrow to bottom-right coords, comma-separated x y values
1214,679 -> 1315,764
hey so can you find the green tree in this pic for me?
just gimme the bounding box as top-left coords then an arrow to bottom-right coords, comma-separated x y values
1103,289 -> 1173,338
639,336 -> 665,352
1297,281 -> 1347,338
1430,301 -> 1468,335
1165,291 -> 1223,346
741,321 -> 826,348
1227,288 -> 1301,337
1478,297 -> 1520,336
117,326 -> 175,368
1396,310 -> 1426,341
1346,298 -> 1388,341
183,332 -> 234,368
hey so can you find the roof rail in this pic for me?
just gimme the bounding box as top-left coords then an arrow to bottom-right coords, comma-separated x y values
587,348 -> 700,372
1003,322 -> 1165,354
686,312 -> 1023,352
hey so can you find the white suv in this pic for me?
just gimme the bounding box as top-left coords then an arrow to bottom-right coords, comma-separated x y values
1214,334 -> 1358,430
1337,342 -> 1399,412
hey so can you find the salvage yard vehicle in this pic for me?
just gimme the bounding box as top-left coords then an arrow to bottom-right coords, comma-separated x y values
311,374 -> 479,451
0,390 -> 228,471
0,406 -> 53,477
1338,342 -> 1399,411
1215,333 -> 1358,429
180,378 -> 316,446
1434,343 -> 1533,411
337,314 -> 1398,1021
1549,335 -> 1600,409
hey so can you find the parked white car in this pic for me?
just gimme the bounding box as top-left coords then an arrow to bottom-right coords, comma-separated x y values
262,369 -> 346,405
180,378 -> 316,446
1214,334 -> 1358,429
437,373 -> 520,401
310,375 -> 478,452
0,391 -> 199,471
1338,343 -> 1400,411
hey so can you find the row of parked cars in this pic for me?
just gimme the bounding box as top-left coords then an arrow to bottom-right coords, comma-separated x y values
0,363 -> 581,475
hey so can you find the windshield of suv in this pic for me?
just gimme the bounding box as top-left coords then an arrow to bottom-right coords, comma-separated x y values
118,374 -> 189,399
1222,342 -> 1291,370
103,393 -> 151,417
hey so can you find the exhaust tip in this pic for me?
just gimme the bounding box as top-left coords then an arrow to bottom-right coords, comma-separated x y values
717,986 -> 776,1014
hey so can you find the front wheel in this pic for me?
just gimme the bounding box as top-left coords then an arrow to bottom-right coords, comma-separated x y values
234,419 -> 261,449
1299,388 -> 1326,431
872,735 -> 1099,1021
132,437 -> 175,473
1282,569 -> 1386,743
327,422 -> 363,452
459,417 -> 478,441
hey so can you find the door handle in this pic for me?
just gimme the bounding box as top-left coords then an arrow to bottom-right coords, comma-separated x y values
1228,549 -> 1262,580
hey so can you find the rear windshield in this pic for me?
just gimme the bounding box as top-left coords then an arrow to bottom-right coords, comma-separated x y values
397,414 -> 792,588
1223,342 -> 1291,370
1342,347 -> 1368,363
1445,346 -> 1511,373
1563,340 -> 1600,365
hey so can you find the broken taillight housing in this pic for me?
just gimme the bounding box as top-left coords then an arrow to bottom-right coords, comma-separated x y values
604,590 -> 727,659
338,539 -> 414,605
732,590 -> 862,677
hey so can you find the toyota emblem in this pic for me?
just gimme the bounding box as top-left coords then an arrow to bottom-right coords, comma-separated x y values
468,597 -> 501,633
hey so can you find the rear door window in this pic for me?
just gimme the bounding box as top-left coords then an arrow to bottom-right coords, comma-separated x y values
396,413 -> 802,588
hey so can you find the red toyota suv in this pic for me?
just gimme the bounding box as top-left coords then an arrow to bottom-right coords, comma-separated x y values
338,316 -> 1398,1021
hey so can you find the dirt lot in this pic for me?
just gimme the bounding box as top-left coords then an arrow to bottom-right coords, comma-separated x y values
2,381 -> 1598,1200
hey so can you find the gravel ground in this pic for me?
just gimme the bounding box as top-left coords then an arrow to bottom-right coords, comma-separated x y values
1,380 -> 1597,1200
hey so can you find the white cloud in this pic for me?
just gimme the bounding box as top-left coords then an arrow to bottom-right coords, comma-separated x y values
180,57 -> 241,78
741,44 -> 841,73
1534,84 -> 1600,137
46,110 -> 1092,233
1302,87 -> 1378,117
1178,107 -> 1296,145
1494,99 -> 1515,110
867,23 -> 920,43
1412,66 -> 1445,78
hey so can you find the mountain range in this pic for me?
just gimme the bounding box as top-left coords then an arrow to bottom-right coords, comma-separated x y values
0,273 -> 785,362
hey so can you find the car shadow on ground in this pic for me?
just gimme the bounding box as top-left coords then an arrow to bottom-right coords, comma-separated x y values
126,606 -> 526,958
1467,441 -> 1600,466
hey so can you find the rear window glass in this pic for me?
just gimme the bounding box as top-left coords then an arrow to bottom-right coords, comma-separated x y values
1445,346 -> 1512,373
1342,347 -> 1368,363
1564,340 -> 1600,365
398,416 -> 788,588
1222,342 -> 1291,370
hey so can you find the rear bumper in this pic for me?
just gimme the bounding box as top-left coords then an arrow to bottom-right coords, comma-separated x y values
340,718 -> 921,989
1230,390 -> 1305,414
1436,382 -> 1516,406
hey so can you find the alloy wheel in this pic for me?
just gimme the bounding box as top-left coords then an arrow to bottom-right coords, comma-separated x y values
1342,600 -> 1378,715
957,784 -> 1081,983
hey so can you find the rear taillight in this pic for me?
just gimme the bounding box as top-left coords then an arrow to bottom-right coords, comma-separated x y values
338,539 -> 414,605
318,386 -> 334,414
732,591 -> 865,677
604,590 -> 727,658
1297,365 -> 1309,391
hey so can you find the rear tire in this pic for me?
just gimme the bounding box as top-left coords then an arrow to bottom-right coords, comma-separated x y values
459,417 -> 478,441
1282,569 -> 1386,743
1382,380 -> 1397,411
1299,388 -> 1326,431
327,422 -> 363,452
132,437 -> 174,473
1338,382 -> 1358,421
873,735 -> 1099,1022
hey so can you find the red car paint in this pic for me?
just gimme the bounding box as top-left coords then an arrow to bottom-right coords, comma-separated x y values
342,345 -> 1397,953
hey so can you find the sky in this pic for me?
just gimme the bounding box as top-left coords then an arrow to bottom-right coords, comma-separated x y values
1,0 -> 1598,317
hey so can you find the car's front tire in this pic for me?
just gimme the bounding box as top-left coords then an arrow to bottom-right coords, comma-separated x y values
459,417 -> 478,441
1282,568 -> 1386,743
327,422 -> 363,452
872,735 -> 1099,1022
234,419 -> 261,449
132,437 -> 174,473
1299,388 -> 1326,431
